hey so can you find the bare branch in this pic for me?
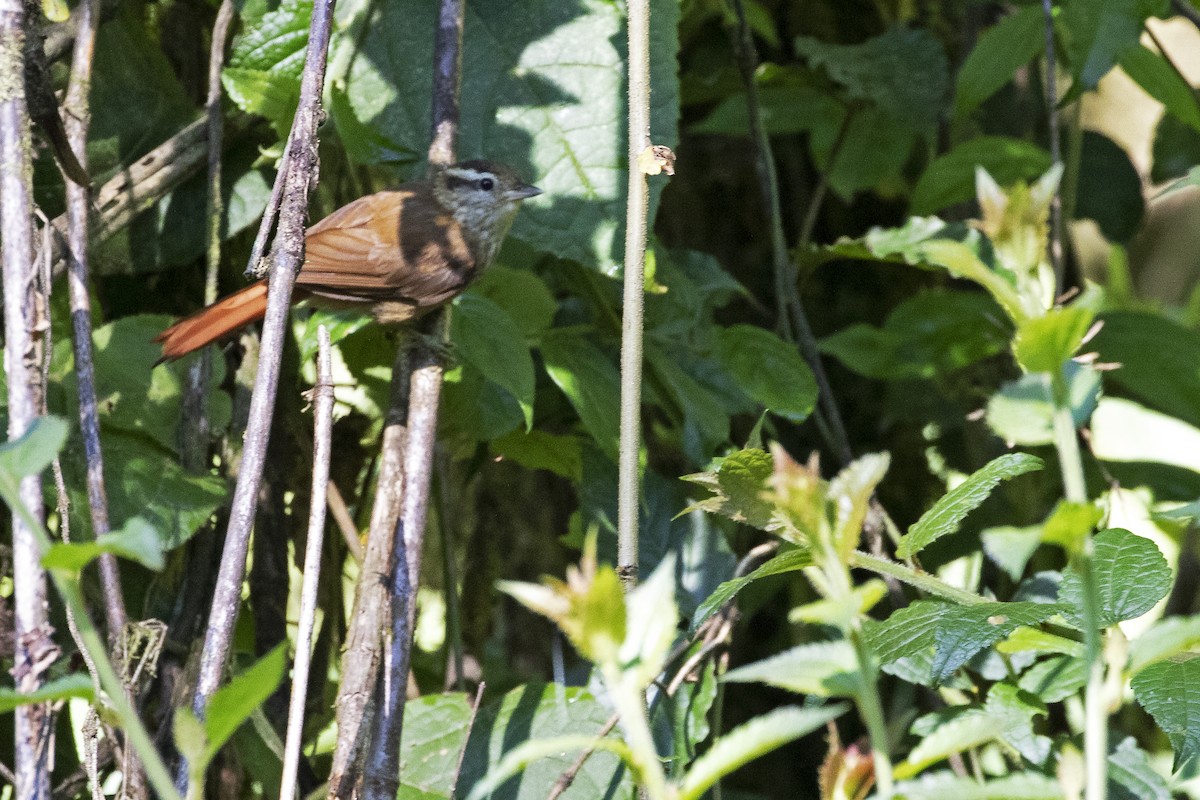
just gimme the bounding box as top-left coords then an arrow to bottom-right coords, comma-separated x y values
280,326 -> 334,800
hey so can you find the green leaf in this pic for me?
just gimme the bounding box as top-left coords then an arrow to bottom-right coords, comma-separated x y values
398,693 -> 474,799
203,645 -> 287,761
723,641 -> 860,697
954,6 -> 1046,118
794,26 -> 949,134
457,684 -> 632,798
897,453 -> 1043,558
1090,397 -> 1200,477
828,453 -> 890,560
986,363 -> 1101,446
1119,43 -> 1200,133
1152,113 -> 1200,183
1018,655 -> 1087,703
716,325 -> 817,424
539,330 -> 621,459
333,0 -> 679,273
911,137 -> 1052,215
1059,528 -> 1171,628
1091,311 -> 1200,430
1131,653 -> 1200,773
902,684 -> 1049,773
0,416 -> 68,479
893,771 -> 1061,799
0,674 -> 94,713
1108,736 -> 1172,800
864,600 -> 1061,684
646,344 -> 731,461
676,704 -> 847,800
488,429 -> 582,481
452,293 -> 536,429
222,0 -> 311,135
1061,0 -> 1166,90
691,547 -> 812,630
1129,614 -> 1200,673
1012,306 -> 1096,374
691,83 -> 842,136
981,525 -> 1042,581
472,267 -> 558,342
622,555 -> 678,685
42,516 -> 165,572
682,447 -> 777,531
1074,131 -> 1145,243
819,290 -> 1010,381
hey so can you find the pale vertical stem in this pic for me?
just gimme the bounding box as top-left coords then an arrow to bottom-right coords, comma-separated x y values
280,326 -> 334,800
64,0 -> 128,640
189,0 -> 338,755
1,0 -> 52,794
618,0 -> 651,589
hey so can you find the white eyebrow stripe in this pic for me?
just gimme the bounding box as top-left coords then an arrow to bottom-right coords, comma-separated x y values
445,168 -> 494,182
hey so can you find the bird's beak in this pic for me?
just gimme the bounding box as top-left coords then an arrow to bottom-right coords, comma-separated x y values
510,183 -> 542,200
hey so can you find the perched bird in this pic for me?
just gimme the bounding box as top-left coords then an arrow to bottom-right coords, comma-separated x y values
155,160 -> 541,361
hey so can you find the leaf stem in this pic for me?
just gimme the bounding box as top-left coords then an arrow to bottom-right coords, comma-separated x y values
601,665 -> 670,800
850,551 -> 986,606
849,624 -> 894,798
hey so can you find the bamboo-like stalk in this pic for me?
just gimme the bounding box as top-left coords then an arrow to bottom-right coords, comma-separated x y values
280,326 -> 334,800
1,0 -> 53,793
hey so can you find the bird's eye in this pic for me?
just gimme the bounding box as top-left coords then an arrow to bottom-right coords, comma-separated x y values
479,178 -> 495,191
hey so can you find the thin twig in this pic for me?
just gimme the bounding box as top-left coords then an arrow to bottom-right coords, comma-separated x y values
449,682 -> 485,797
280,326 -> 334,800
2,0 -> 53,793
617,0 -> 653,591
189,0 -> 338,754
1042,0 -> 1065,292
326,481 -> 364,563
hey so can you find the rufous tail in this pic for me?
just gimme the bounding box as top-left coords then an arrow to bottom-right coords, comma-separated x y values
155,280 -> 270,362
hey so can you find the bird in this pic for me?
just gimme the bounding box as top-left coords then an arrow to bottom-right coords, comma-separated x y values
154,160 -> 541,362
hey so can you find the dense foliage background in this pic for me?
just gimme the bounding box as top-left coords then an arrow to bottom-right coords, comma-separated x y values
10,0 -> 1200,797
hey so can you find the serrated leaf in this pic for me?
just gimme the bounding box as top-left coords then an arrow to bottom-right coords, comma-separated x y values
222,0 -> 311,135
677,704 -> 847,800
0,416 -> 68,479
1131,654 -> 1200,773
1108,736 -> 1172,800
864,600 -> 1061,684
724,641 -> 860,697
540,330 -> 620,459
954,7 -> 1047,118
682,448 -> 778,531
0,674 -> 94,713
716,325 -> 817,424
1059,528 -> 1171,628
692,547 -> 812,630
898,453 -> 1043,558
902,684 -> 1049,773
452,293 -> 536,429
1013,306 -> 1096,374
1129,614 -> 1200,673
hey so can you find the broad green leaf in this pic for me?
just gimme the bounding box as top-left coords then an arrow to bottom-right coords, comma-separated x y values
812,105 -> 917,200
864,600 -> 1061,684
398,693 -> 474,799
1120,43 -> 1200,133
1090,397 -> 1200,475
204,645 -> 287,760
794,27 -> 949,134
676,704 -> 847,800
1152,112 -> 1200,184
1040,501 -> 1104,552
332,0 -> 679,273
723,641 -> 860,697
0,416 -> 68,479
1018,655 -> 1087,703
893,771 -> 1060,799
646,344 -> 731,461
716,325 -> 817,424
1061,0 -> 1167,90
222,0 -> 311,135
1131,654 -> 1200,773
1091,311 -> 1200,429
472,267 -> 558,342
540,330 -> 620,459
819,290 -> 1010,381
1129,614 -> 1200,673
621,555 -> 678,685
691,82 -> 842,137
452,293 -> 536,429
1074,131 -> 1146,243
1012,306 -> 1096,374
0,674 -> 93,713
1108,736 -> 1172,800
1059,528 -> 1171,628
42,516 -> 165,572
691,547 -> 812,630
488,430 -> 582,481
954,6 -> 1046,118
981,525 -> 1042,581
898,453 -> 1043,558
902,684 -> 1049,774
457,684 -> 632,798
789,579 -> 888,626
986,363 -> 1101,446
911,137 -> 1053,215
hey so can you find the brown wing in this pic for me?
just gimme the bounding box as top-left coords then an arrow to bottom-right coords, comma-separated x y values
298,186 -> 477,309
